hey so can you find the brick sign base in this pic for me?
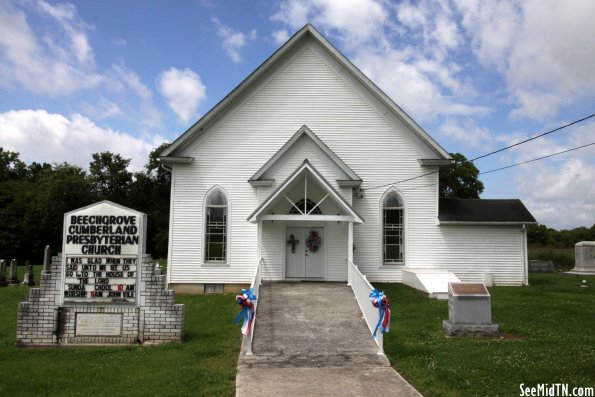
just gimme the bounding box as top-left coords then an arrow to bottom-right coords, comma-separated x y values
16,254 -> 184,345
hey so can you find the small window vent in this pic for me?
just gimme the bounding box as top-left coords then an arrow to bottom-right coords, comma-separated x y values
204,284 -> 224,294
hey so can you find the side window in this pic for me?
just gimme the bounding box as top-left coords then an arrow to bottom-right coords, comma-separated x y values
383,191 -> 404,264
205,188 -> 228,262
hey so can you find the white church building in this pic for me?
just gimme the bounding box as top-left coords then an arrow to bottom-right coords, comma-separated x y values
159,25 -> 536,294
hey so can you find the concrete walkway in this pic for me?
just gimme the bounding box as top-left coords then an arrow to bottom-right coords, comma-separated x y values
236,282 -> 423,397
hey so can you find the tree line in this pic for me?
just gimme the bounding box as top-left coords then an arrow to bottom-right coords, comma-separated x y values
1,147 -> 591,263
0,145 -> 171,262
526,223 -> 595,248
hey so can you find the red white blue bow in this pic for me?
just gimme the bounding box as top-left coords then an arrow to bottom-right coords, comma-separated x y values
235,288 -> 257,336
369,289 -> 390,337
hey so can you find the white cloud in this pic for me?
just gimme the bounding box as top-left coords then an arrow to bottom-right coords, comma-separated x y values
112,38 -> 127,47
434,16 -> 459,49
454,0 -> 595,121
272,0 -> 387,46
396,3 -> 426,28
0,0 -> 102,95
157,67 -> 206,124
272,29 -> 290,45
439,118 -> 493,149
212,17 -> 252,63
81,97 -> 123,120
517,158 -> 595,229
354,49 -> 489,121
0,109 -> 165,171
272,0 -> 488,121
37,0 -> 94,64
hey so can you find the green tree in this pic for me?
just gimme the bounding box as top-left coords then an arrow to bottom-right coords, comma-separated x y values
88,152 -> 133,204
0,147 -> 27,182
24,163 -> 93,257
128,143 -> 171,257
0,149 -> 30,259
439,152 -> 484,199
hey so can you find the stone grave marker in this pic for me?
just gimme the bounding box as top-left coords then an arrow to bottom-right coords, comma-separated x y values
0,259 -> 7,287
529,260 -> 554,273
16,201 -> 185,345
8,259 -> 20,286
42,245 -> 51,274
568,241 -> 595,275
21,260 -> 35,286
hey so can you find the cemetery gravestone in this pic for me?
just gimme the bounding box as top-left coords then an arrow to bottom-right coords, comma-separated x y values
529,260 -> 554,273
8,259 -> 20,286
0,259 -> 7,287
22,260 -> 35,286
16,201 -> 184,345
42,245 -> 51,274
568,241 -> 595,275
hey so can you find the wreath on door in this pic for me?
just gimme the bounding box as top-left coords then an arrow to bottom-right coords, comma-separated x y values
306,230 -> 321,253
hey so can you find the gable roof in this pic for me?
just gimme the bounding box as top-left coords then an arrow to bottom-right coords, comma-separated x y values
438,199 -> 537,225
160,24 -> 450,160
247,159 -> 364,224
248,125 -> 362,187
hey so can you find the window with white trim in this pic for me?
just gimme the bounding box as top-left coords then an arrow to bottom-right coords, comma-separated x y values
205,189 -> 227,262
383,192 -> 404,264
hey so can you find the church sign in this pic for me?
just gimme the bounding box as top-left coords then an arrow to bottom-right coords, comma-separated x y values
61,201 -> 146,304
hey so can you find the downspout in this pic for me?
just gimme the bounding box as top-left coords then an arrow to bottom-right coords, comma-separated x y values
160,160 -> 173,288
522,224 -> 528,285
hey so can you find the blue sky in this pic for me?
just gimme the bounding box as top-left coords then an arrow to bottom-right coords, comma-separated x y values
1,0 -> 594,230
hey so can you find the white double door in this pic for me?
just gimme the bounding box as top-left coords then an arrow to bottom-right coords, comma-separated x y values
285,227 -> 324,279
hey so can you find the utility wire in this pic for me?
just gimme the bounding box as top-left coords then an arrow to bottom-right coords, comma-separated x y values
479,142 -> 595,175
361,113 -> 594,192
471,112 -> 595,162
361,170 -> 438,191
400,141 -> 595,191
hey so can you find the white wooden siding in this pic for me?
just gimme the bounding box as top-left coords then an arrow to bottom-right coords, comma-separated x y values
167,37 -> 526,286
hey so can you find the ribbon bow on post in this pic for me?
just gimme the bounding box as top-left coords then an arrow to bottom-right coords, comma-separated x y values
235,288 -> 257,336
369,289 -> 390,338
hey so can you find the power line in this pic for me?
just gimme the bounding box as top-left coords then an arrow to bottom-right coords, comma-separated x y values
479,142 -> 595,175
471,112 -> 595,162
360,112 -> 594,192
366,141 -> 595,193
361,170 -> 438,191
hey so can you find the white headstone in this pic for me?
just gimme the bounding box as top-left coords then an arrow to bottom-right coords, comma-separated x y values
569,241 -> 595,275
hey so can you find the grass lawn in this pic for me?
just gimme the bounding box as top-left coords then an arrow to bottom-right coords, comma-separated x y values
1,266 -> 593,397
378,273 -> 595,397
0,265 -> 241,397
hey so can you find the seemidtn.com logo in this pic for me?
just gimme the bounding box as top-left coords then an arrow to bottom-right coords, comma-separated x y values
520,384 -> 594,397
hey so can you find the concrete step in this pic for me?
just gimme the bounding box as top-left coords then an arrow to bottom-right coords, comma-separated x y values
403,268 -> 461,300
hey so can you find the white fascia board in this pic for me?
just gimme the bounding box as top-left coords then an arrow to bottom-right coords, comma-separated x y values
250,125 -> 361,182
247,160 -> 363,224
161,25 -> 314,157
337,180 -> 362,187
158,156 -> 194,164
162,24 -> 451,160
418,159 -> 452,167
248,179 -> 274,187
305,27 -> 451,160
260,214 -> 355,222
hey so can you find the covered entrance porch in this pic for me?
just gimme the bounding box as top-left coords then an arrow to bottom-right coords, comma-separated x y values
247,160 -> 363,281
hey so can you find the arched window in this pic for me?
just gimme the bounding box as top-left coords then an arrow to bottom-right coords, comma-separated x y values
205,188 -> 228,262
289,198 -> 322,214
383,191 -> 404,264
